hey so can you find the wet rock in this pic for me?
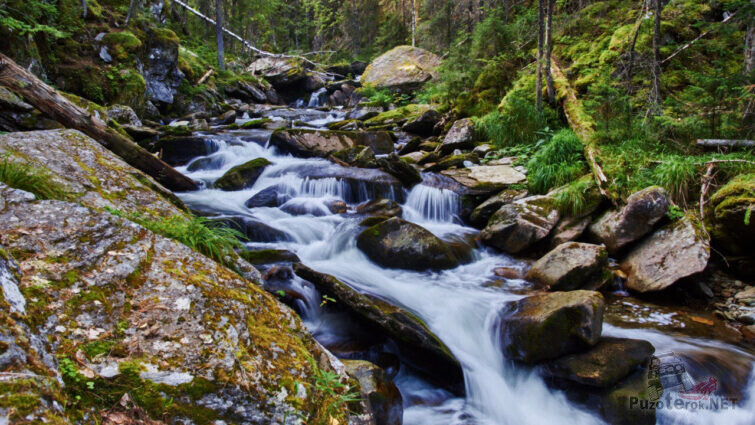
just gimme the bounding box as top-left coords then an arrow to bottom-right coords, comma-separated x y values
331,145 -> 378,168
157,136 -> 219,166
217,216 -> 291,242
541,337 -> 654,387
621,215 -> 710,293
0,130 -> 184,216
360,215 -> 391,227
397,137 -> 422,155
596,368 -> 656,425
357,217 -> 459,271
224,80 -> 269,103
245,185 -> 294,209
326,199 -> 347,214
210,109 -> 237,126
141,28 -> 184,105
122,124 -> 161,142
526,242 -> 609,292
400,151 -> 425,164
270,129 -> 394,158
240,249 -> 301,265
402,109 -> 441,136
473,143 -> 494,157
441,165 -> 526,196
469,188 -> 528,227
214,158 -> 271,191
377,154 -> 423,188
481,195 -> 560,254
356,198 -> 403,217
425,152 -> 479,172
588,186 -> 669,253
0,185 -> 355,423
347,105 -> 384,121
498,290 -> 605,363
440,118 -> 476,154
706,174 -> 755,271
106,104 -> 142,127
361,46 -> 441,93
293,264 -> 464,393
343,360 -> 403,425
493,266 -> 526,280
247,56 -> 309,88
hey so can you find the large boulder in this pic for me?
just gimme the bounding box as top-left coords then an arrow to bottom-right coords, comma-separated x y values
356,198 -> 403,218
141,28 -> 185,105
245,184 -> 294,208
481,195 -> 560,254
440,118 -> 476,154
468,189 -> 528,227
526,242 -> 609,291
441,165 -> 526,196
106,104 -> 142,127
377,154 -> 423,188
157,136 -> 219,166
547,215 -> 593,249
361,46 -> 440,93
0,183 -> 363,423
331,145 -> 378,168
247,56 -> 309,88
402,109 -> 441,136
425,152 -> 479,172
214,158 -> 271,191
270,129 -> 394,158
356,217 -> 459,270
621,215 -> 710,293
706,174 -> 755,259
294,264 -> 463,393
498,290 -> 605,363
540,337 -> 654,387
343,360 -> 403,425
588,186 -> 669,253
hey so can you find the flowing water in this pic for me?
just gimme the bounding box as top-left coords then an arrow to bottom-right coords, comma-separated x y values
175,106 -> 755,425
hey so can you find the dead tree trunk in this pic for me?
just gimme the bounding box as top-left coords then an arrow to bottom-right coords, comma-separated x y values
81,0 -> 88,18
650,0 -> 662,115
545,0 -> 556,104
746,0 -> 754,74
215,0 -> 225,71
126,0 -> 138,24
411,0 -> 416,47
0,53 -> 198,193
536,0 -> 545,112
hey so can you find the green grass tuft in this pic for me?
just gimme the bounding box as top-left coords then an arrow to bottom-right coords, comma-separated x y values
526,129 -> 588,194
0,153 -> 73,201
552,176 -> 597,217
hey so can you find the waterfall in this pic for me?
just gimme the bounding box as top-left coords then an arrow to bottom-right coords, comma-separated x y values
307,87 -> 328,108
403,184 -> 461,222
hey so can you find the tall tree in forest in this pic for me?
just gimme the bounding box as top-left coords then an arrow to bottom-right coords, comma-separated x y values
746,0 -> 754,74
215,0 -> 225,71
411,0 -> 416,47
126,0 -> 137,24
545,0 -> 555,103
651,0 -> 662,115
81,0 -> 87,18
536,0 -> 545,111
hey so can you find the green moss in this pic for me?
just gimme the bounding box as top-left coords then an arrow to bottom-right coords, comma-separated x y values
239,118 -> 272,129
152,27 -> 180,45
160,125 -> 193,136
102,31 -> 142,60
364,104 -> 429,126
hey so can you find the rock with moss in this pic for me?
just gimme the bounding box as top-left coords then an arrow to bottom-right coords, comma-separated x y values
402,109 -> 441,136
621,215 -> 710,293
481,195 -> 560,254
293,264 -> 463,393
357,217 -> 460,271
214,158 -> 272,191
356,198 -> 403,218
377,154 -> 423,188
0,183 -> 362,424
0,129 -> 185,217
469,188 -> 528,227
706,174 -> 755,258
331,145 -> 378,168
210,109 -> 237,126
425,152 -> 479,172
440,118 -> 476,154
102,31 -> 142,61
247,56 -> 309,88
157,136 -> 219,166
440,165 -> 526,196
141,28 -> 184,105
540,337 -> 654,388
364,104 -> 430,127
526,242 -> 609,291
588,186 -> 669,254
240,249 -> 300,265
362,46 -> 441,93
547,215 -> 593,249
343,360 -> 403,425
498,290 -> 605,363
106,104 -> 142,127
270,129 -> 394,158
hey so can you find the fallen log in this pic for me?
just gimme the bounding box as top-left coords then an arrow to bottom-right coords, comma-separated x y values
551,60 -> 615,205
696,139 -> 755,150
0,53 -> 198,192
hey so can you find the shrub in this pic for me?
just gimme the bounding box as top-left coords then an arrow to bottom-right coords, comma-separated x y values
359,84 -> 395,108
527,129 -> 587,194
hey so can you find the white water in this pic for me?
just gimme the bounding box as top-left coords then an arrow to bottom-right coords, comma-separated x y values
176,110 -> 755,425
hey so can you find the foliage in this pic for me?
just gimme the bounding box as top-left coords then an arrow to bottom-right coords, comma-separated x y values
358,84 -> 395,108
0,153 -> 73,200
307,357 -> 360,422
105,208 -> 245,267
526,129 -> 587,194
552,176 -> 596,217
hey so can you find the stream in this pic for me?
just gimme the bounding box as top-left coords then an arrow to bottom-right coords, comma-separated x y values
173,104 -> 755,425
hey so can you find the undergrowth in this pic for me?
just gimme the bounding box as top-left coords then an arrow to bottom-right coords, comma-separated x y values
527,129 -> 588,194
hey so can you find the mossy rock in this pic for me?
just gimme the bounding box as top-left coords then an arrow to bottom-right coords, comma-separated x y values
102,31 -> 142,61
214,158 -> 271,191
239,118 -> 272,129
707,174 -> 755,257
239,248 -> 300,265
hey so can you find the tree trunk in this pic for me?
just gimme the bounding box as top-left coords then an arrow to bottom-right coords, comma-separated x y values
0,53 -> 198,193
545,0 -> 556,104
81,0 -> 88,18
215,0 -> 225,71
746,0 -> 754,74
411,0 -> 416,47
126,0 -> 137,24
651,0 -> 662,115
536,0 -> 545,112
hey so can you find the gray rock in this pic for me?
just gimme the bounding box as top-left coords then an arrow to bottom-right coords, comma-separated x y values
526,242 -> 608,291
440,118 -> 476,154
481,195 -> 560,254
361,46 -> 440,93
141,28 -> 185,104
343,360 -> 403,425
402,109 -> 441,136
106,104 -> 142,127
270,129 -> 394,158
